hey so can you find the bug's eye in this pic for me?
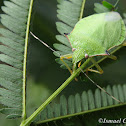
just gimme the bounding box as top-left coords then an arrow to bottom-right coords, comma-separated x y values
85,53 -> 89,59
72,48 -> 76,52
64,33 -> 70,35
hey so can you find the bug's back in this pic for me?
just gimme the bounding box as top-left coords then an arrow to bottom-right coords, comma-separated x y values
67,12 -> 126,63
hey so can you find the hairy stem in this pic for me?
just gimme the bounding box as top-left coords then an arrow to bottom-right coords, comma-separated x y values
20,58 -> 90,126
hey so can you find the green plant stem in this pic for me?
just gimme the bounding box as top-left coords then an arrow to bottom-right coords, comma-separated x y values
20,58 -> 91,126
22,0 -> 34,121
79,0 -> 86,20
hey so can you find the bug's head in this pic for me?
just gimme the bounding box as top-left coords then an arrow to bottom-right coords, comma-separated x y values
64,33 -> 70,35
72,48 -> 76,52
64,33 -> 70,40
72,49 -> 89,64
85,53 -> 89,59
64,33 -> 73,49
83,50 -> 89,59
64,33 -> 70,39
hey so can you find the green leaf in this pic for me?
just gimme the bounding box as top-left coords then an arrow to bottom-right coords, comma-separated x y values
75,93 -> 82,112
0,77 -> 22,91
34,84 -> 126,125
56,35 -> 71,47
0,108 -> 22,116
0,0 -> 33,119
0,54 -> 22,69
81,91 -> 88,111
94,1 -> 117,13
68,95 -> 75,114
53,43 -> 72,54
102,1 -> 114,10
0,36 -> 24,52
94,3 -> 110,13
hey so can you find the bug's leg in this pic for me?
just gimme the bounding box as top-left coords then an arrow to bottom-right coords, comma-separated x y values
78,61 -> 82,68
87,57 -> 103,74
105,50 -> 117,60
79,67 -> 122,103
60,54 -> 73,74
60,54 -> 78,81
77,60 -> 90,75
107,55 -> 117,60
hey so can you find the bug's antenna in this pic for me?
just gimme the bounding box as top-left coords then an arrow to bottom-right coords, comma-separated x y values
30,31 -> 61,57
79,67 -> 123,103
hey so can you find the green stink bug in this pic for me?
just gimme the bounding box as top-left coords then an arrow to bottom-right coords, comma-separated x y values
30,11 -> 126,103
61,11 -> 126,75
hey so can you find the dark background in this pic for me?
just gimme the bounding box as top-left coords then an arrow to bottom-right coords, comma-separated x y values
0,0 -> 126,125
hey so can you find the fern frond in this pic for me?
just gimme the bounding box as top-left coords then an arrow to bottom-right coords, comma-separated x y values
0,0 -> 33,119
34,84 -> 126,125
94,3 -> 110,13
94,0 -> 117,13
54,0 -> 85,69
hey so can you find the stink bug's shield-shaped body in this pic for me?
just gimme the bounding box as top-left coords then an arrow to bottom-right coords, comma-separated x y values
30,11 -> 126,103
66,12 -> 126,64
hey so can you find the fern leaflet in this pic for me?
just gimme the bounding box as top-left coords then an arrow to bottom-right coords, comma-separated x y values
0,0 -> 33,119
